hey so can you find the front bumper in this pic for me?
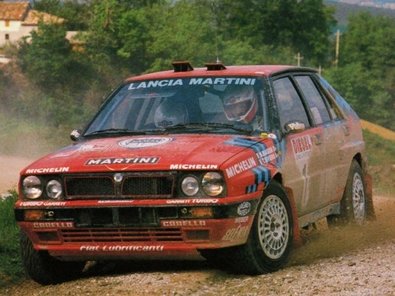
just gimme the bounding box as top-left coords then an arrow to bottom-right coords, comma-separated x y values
15,196 -> 259,260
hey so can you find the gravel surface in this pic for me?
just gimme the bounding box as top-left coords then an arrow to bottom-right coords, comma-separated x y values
2,196 -> 394,296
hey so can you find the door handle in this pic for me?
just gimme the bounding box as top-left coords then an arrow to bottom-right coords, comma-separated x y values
342,124 -> 350,136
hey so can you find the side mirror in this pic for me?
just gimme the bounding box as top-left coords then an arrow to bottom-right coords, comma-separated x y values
70,129 -> 81,141
284,121 -> 306,134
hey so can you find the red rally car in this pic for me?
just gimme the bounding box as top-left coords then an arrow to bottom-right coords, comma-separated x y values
15,62 -> 374,284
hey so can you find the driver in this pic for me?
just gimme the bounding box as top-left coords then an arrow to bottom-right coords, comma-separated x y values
223,85 -> 258,124
154,100 -> 189,128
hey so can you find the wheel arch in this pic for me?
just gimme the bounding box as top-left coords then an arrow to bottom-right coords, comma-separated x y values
269,173 -> 302,247
352,153 -> 375,220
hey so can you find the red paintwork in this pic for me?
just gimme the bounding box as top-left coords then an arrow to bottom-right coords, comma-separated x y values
17,133 -> 280,258
125,65 -> 307,82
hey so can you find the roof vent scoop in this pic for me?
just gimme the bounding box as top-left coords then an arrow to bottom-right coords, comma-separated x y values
205,62 -> 226,71
172,61 -> 194,72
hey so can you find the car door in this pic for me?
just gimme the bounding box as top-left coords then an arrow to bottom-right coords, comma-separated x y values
272,76 -> 326,216
293,74 -> 347,208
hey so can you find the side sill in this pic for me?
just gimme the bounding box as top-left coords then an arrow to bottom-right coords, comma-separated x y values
298,203 -> 340,228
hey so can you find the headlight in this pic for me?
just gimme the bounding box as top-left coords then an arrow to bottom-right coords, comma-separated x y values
181,176 -> 199,196
46,180 -> 63,199
23,176 -> 42,199
202,172 -> 224,196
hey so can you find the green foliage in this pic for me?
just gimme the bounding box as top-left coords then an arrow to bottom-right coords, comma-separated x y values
341,12 -> 395,72
6,0 -> 394,131
215,0 -> 335,65
33,0 -> 91,30
324,64 -> 394,130
17,22 -> 73,90
326,12 -> 395,130
0,192 -> 24,287
363,130 -> 395,195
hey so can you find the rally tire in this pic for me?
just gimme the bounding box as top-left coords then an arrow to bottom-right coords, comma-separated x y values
327,160 -> 367,226
20,232 -> 85,285
211,181 -> 293,275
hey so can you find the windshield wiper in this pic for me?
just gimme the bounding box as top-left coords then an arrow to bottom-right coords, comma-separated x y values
162,122 -> 253,134
84,128 -> 146,137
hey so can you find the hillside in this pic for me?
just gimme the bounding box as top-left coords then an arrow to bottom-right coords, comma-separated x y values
325,0 -> 395,30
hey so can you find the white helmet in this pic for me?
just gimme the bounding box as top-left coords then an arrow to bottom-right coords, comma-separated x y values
223,85 -> 258,123
154,100 -> 188,128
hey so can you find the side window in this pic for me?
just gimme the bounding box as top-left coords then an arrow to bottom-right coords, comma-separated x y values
273,77 -> 310,131
294,76 -> 331,125
314,77 -> 343,120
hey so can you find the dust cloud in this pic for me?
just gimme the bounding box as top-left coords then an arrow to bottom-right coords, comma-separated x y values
289,195 -> 395,266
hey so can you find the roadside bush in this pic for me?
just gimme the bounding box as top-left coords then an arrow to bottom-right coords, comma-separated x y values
0,192 -> 24,287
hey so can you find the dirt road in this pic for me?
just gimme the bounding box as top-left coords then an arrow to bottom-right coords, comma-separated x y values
1,195 -> 393,295
1,156 -> 394,295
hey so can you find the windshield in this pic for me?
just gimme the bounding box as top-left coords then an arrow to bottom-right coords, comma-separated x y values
84,77 -> 268,136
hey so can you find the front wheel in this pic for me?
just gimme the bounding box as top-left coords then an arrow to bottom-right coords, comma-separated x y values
20,232 -> 85,285
210,181 -> 293,275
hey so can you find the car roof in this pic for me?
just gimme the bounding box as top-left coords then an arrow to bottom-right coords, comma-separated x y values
125,64 -> 317,82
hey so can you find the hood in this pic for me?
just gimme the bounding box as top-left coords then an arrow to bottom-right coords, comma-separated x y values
21,134 -> 260,174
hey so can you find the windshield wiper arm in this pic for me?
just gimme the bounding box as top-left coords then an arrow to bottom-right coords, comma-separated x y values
162,122 -> 253,134
84,128 -> 146,137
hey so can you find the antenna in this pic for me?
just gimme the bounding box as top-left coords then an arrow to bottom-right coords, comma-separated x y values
211,1 -> 221,63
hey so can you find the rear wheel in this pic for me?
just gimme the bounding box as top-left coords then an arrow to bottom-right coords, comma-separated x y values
20,232 -> 85,285
202,181 -> 293,274
327,160 -> 367,226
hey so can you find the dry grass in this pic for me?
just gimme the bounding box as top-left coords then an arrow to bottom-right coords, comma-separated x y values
361,119 -> 395,141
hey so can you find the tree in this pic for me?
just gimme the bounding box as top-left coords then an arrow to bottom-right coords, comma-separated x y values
324,63 -> 394,130
215,0 -> 336,65
33,0 -> 91,30
340,12 -> 395,73
333,12 -> 395,130
17,22 -> 73,90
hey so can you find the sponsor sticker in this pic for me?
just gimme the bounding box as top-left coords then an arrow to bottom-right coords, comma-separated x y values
85,157 -> 159,166
161,220 -> 207,227
170,164 -> 218,170
225,157 -> 257,178
25,167 -> 69,174
128,78 -> 256,90
119,137 -> 173,149
19,201 -> 67,207
33,222 -> 73,228
291,135 -> 312,160
166,199 -> 219,204
234,216 -> 249,224
79,245 -> 164,252
79,143 -> 109,152
237,202 -> 251,216
222,225 -> 249,241
256,146 -> 277,165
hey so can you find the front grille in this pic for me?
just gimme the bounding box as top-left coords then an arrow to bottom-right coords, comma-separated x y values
60,228 -> 183,242
66,176 -> 114,197
73,207 -> 178,227
64,172 -> 175,199
122,176 -> 173,196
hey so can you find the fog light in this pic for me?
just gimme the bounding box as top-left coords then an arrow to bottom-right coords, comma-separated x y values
180,207 -> 214,218
24,210 -> 45,221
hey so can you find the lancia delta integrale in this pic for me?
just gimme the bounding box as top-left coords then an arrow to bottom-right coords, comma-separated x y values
15,62 -> 374,284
